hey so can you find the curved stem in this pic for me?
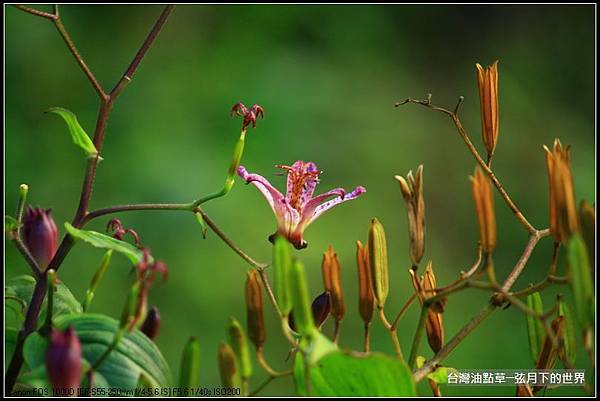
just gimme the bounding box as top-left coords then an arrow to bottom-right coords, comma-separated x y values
256,348 -> 292,377
378,307 -> 405,361
396,96 -> 538,234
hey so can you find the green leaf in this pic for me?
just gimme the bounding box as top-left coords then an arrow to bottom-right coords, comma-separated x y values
5,275 -> 82,327
23,332 -> 49,369
567,234 -> 594,330
525,292 -> 545,363
65,223 -> 146,265
558,299 -> 577,366
46,107 -> 98,158
294,350 -> 416,396
52,313 -> 173,389
5,327 -> 19,371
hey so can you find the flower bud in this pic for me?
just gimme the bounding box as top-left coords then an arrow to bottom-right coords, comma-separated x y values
289,291 -> 331,333
557,298 -> 577,367
368,218 -> 389,308
22,206 -> 58,268
476,60 -> 499,162
516,384 -> 534,397
321,246 -> 345,322
535,316 -> 564,370
470,167 -> 496,253
578,200 -> 595,265
218,342 -> 240,389
394,165 -> 425,266
544,139 -> 579,244
228,317 -> 252,380
179,337 -> 201,389
289,259 -> 316,336
141,306 -> 161,340
273,235 -> 293,316
411,262 -> 445,353
245,270 -> 265,349
525,292 -> 545,364
356,240 -> 374,324
46,326 -> 82,393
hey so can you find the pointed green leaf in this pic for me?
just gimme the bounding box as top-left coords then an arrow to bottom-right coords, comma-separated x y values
567,234 -> 594,330
46,107 -> 98,158
525,292 -> 545,363
64,223 -> 146,265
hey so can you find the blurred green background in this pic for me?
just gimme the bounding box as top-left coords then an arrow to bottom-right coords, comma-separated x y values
5,4 -> 595,396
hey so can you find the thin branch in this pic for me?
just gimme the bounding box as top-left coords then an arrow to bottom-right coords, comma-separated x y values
195,207 -> 268,270
396,96 -> 538,234
83,202 -> 194,224
378,307 -> 405,361
14,4 -> 58,21
110,5 -> 175,99
256,348 -> 292,378
11,236 -> 43,279
413,303 -> 496,382
500,229 -> 549,292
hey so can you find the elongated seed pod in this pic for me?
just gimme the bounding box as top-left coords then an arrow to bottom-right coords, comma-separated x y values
179,337 -> 201,389
245,270 -> 265,348
289,259 -> 315,336
525,292 -> 545,363
322,246 -> 345,322
218,342 -> 240,389
476,61 -> 499,161
356,240 -> 374,324
471,167 -> 496,253
228,317 -> 252,380
368,218 -> 389,308
273,236 -> 293,316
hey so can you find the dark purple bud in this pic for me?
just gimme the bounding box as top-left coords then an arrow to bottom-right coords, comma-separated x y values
289,291 -> 331,332
141,306 -> 161,340
45,326 -> 82,392
312,291 -> 331,328
22,206 -> 58,268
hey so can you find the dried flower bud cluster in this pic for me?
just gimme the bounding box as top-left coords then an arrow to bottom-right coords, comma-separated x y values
231,102 -> 264,130
395,165 -> 425,267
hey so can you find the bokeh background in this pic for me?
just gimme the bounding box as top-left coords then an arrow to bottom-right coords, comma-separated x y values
5,4 -> 595,396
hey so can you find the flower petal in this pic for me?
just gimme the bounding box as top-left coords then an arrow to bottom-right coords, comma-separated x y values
302,186 -> 366,226
238,166 -> 285,211
238,166 -> 300,238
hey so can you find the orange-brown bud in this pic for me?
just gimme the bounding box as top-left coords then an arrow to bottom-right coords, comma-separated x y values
218,342 -> 240,389
535,316 -> 564,371
476,60 -> 499,161
245,270 -> 265,349
321,246 -> 345,322
544,139 -> 579,244
471,167 -> 496,253
410,262 -> 445,353
356,240 -> 374,324
516,384 -> 534,397
395,165 -> 426,267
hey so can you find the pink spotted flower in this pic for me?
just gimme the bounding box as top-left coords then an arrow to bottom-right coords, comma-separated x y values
238,161 -> 366,249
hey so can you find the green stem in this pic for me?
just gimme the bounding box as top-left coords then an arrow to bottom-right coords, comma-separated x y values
40,270 -> 57,337
82,250 -> 113,312
408,306 -> 428,368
